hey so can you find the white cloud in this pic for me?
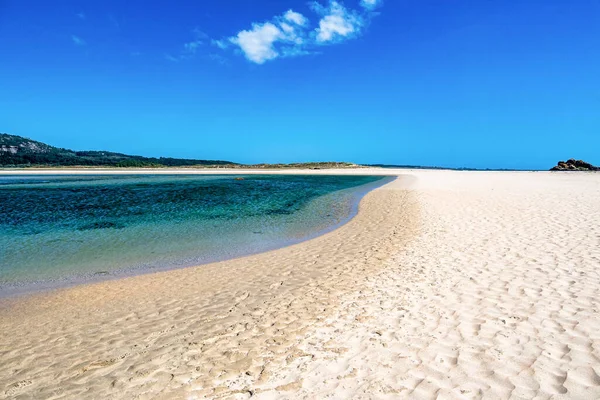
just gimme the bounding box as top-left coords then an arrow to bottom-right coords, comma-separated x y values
228,9 -> 310,64
71,35 -> 86,46
314,1 -> 362,43
360,0 -> 382,10
207,1 -> 383,64
284,10 -> 307,26
76,12 -> 85,20
280,22 -> 295,34
230,22 -> 282,64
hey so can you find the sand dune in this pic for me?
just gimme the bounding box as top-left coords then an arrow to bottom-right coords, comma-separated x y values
1,170 -> 600,399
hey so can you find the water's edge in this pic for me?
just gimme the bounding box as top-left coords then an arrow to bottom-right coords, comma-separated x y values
0,175 -> 395,299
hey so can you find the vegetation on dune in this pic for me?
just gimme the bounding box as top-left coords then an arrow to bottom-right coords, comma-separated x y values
246,162 -> 363,169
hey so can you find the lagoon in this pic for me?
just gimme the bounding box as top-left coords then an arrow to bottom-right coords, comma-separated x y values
0,174 -> 387,295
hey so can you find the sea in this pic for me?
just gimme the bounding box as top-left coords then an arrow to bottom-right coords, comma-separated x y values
0,174 -> 389,296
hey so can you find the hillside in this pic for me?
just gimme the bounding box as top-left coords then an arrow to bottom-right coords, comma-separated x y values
0,134 -> 237,167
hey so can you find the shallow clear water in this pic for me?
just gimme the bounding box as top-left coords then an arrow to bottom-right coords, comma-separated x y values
0,174 -> 388,294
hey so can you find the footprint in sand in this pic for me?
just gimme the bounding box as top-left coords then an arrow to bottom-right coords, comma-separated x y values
5,380 -> 33,396
235,291 -> 250,303
82,359 -> 117,373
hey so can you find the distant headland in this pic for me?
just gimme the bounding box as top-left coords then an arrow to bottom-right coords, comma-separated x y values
0,133 -> 235,168
0,133 -> 359,170
2,133 -> 597,172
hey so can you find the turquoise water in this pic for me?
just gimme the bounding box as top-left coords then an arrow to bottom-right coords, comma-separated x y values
0,174 -> 388,294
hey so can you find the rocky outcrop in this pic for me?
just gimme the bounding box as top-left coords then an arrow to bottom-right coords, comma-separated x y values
551,159 -> 599,171
0,145 -> 19,154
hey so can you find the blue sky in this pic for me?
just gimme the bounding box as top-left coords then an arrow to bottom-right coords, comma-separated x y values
1,0 -> 598,169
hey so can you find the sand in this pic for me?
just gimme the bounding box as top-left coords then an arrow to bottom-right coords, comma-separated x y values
1,169 -> 600,399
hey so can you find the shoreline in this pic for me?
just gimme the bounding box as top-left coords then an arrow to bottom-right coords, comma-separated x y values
2,169 -> 599,399
0,167 -> 559,175
0,175 -> 395,300
0,167 -> 388,176
0,172 -> 420,399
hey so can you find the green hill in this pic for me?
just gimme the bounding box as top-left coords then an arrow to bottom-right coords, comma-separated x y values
0,133 -> 237,168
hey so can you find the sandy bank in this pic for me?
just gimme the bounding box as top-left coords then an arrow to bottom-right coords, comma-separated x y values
0,173 -> 419,399
2,169 -> 599,399
252,170 -> 600,399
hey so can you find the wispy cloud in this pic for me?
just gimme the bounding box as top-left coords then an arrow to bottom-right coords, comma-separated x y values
284,10 -> 308,26
212,39 -> 229,50
217,0 -> 381,64
184,41 -> 202,54
165,28 -> 214,62
183,29 -> 209,55
207,53 -> 229,65
71,35 -> 86,46
360,0 -> 382,10
76,12 -> 86,20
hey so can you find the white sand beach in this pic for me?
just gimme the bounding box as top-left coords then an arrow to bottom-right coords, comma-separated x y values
1,169 -> 600,399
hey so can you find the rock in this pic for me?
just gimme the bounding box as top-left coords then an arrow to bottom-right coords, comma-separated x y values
234,177 -> 245,181
550,159 -> 599,171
